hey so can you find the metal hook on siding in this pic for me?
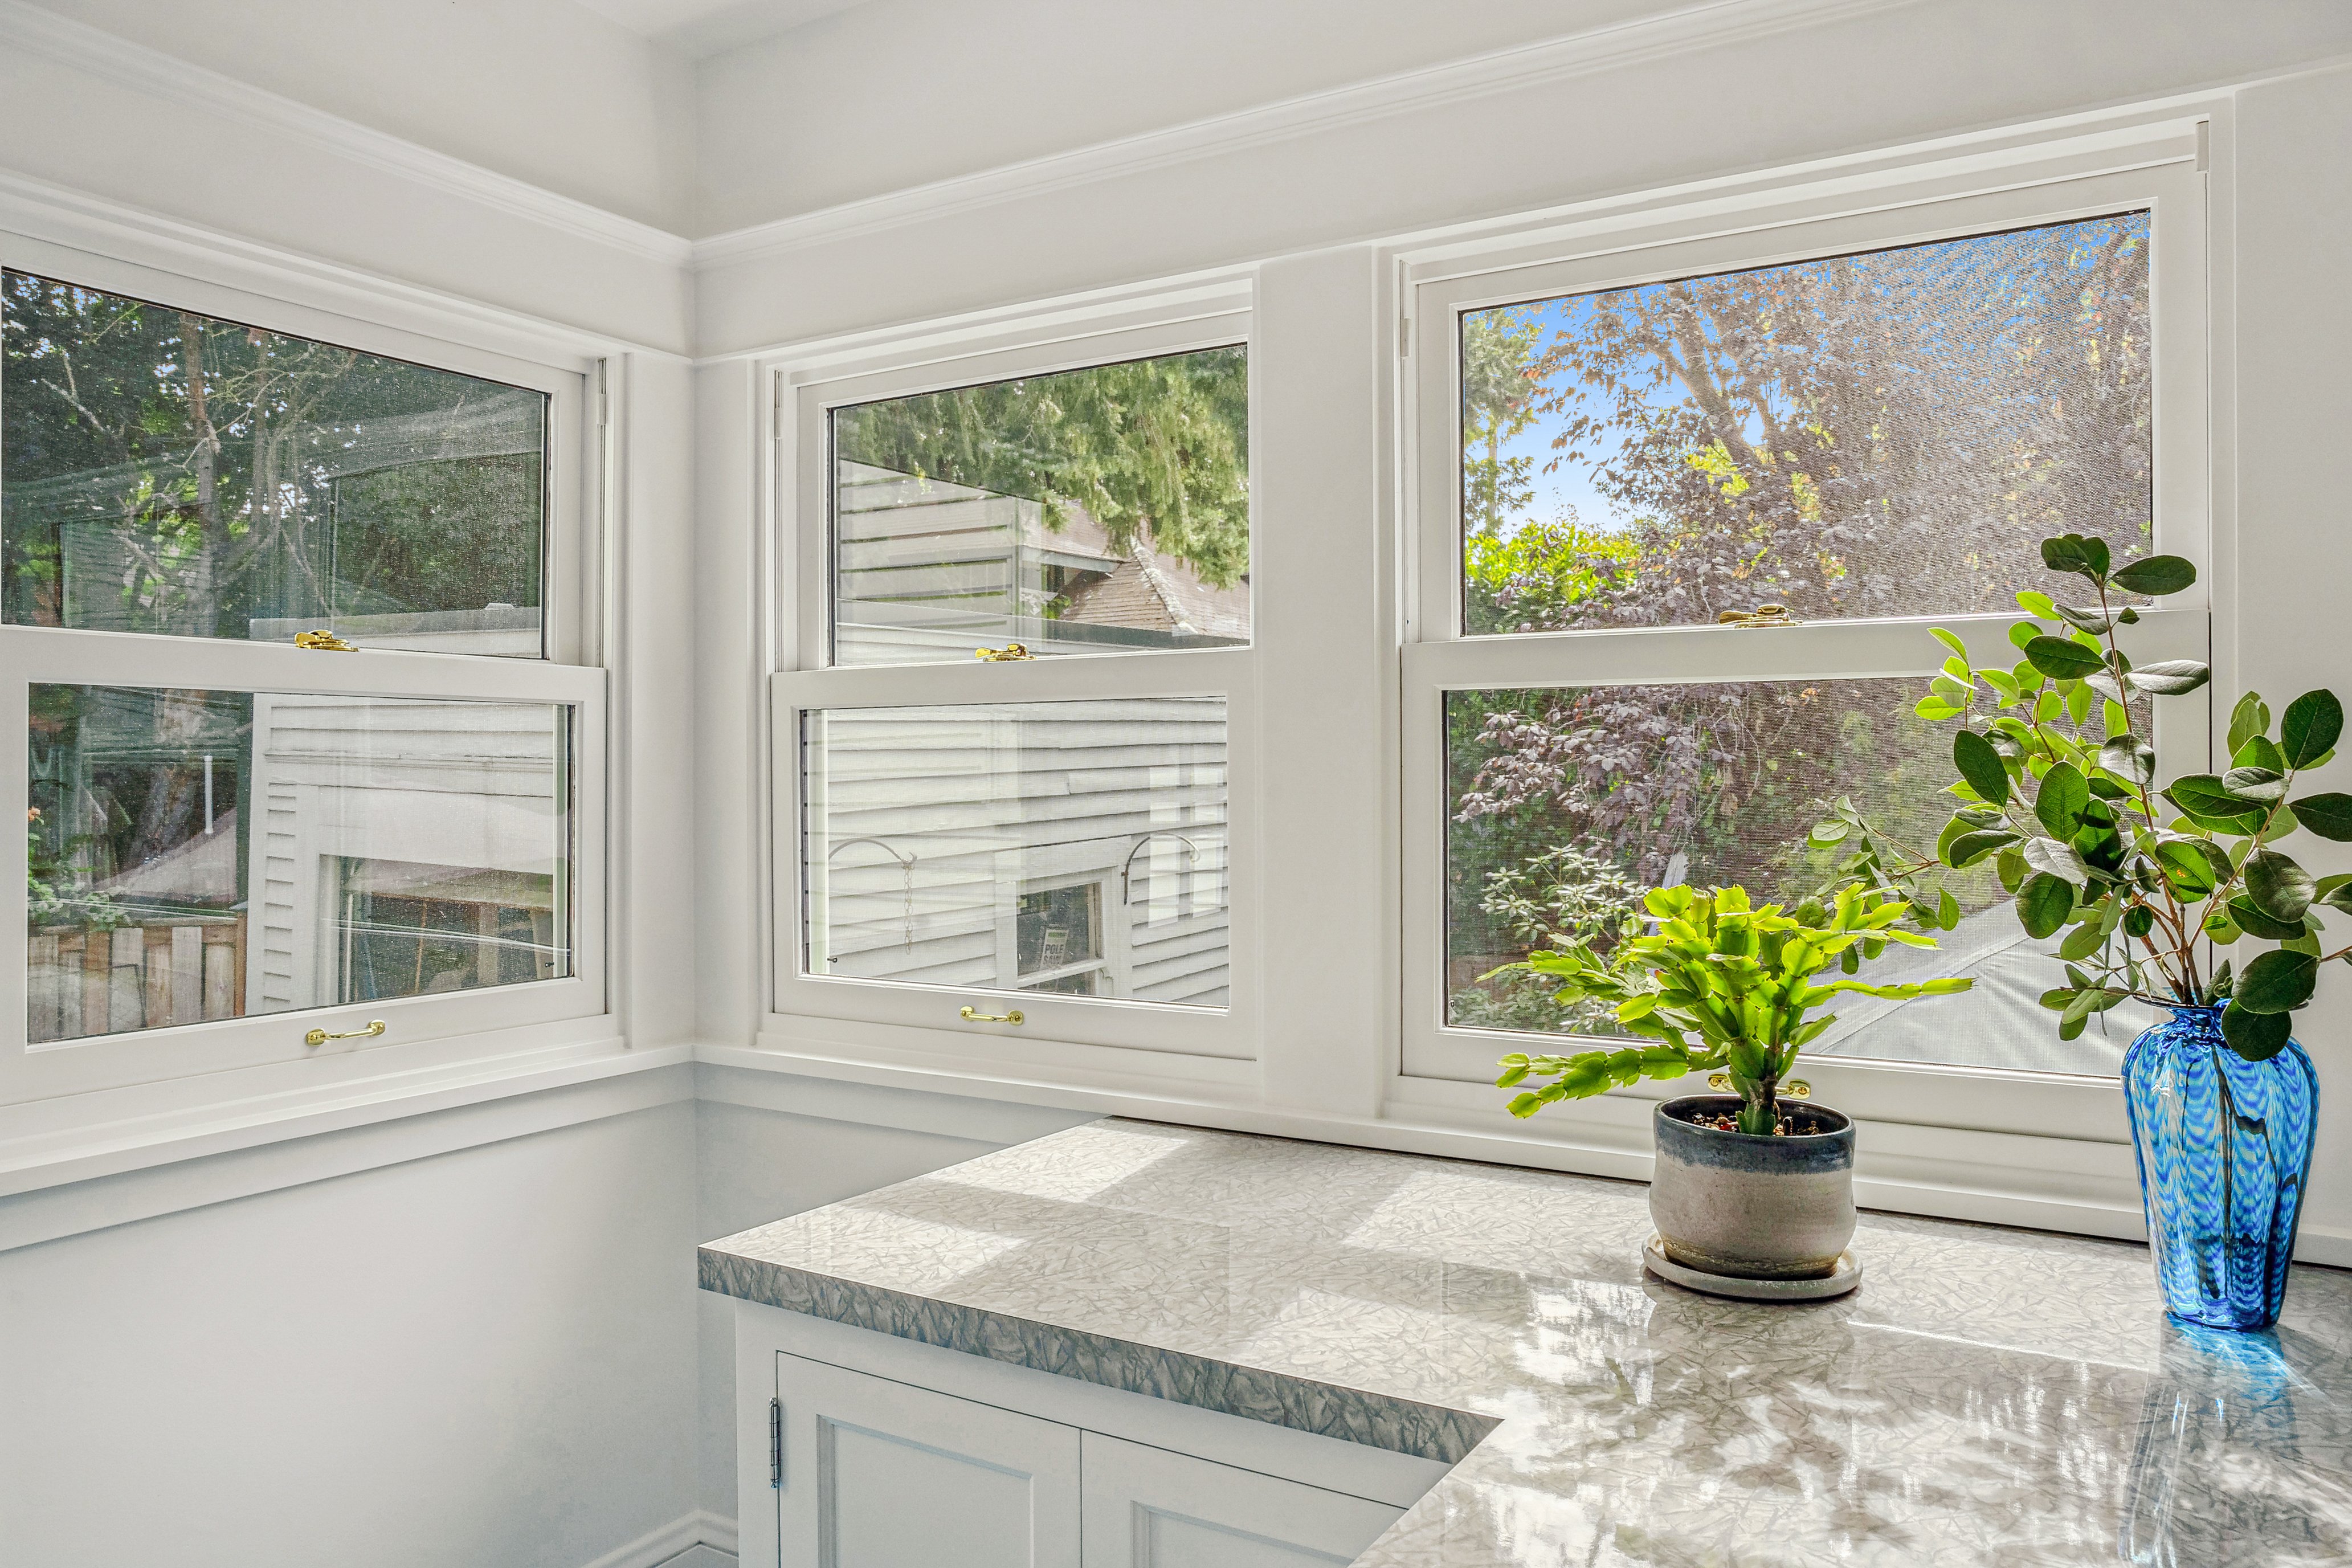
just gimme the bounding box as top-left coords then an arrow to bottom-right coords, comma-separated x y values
1120,833 -> 1200,906
826,836 -> 917,952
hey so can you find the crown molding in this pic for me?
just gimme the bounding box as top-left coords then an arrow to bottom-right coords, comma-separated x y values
2,0 -> 695,267
691,0 -> 1920,270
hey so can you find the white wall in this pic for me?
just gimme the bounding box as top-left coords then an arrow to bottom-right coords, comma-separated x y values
0,1099 -> 701,1568
15,0 -> 697,234
692,0 -> 2352,349
693,0 -> 1697,233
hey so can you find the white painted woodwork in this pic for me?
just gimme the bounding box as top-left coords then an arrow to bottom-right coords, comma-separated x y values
775,1353 -> 1083,1568
1080,1433 -> 1402,1568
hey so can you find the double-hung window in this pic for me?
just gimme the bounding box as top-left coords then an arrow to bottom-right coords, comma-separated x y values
774,307 -> 1258,1067
2,244 -> 606,1102
1398,152 -> 2211,1145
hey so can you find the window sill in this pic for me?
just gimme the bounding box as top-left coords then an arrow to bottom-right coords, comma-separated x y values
0,1023 -> 687,1229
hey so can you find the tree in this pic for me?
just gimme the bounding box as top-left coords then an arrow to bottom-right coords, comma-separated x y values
832,346 -> 1251,587
1447,217 -> 2153,1024
1460,305 -> 1541,537
3,269 -> 545,640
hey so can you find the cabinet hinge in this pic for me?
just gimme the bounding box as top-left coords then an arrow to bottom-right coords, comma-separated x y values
769,1396 -> 784,1489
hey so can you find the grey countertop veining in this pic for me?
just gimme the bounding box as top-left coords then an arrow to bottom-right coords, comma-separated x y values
699,1117 -> 2352,1566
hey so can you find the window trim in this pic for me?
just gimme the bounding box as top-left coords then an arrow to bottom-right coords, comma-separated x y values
1395,158 -> 2212,1142
767,304 -> 1260,1069
1,234 -> 612,1105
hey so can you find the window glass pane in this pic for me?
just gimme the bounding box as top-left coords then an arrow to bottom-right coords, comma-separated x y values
1444,680 -> 2153,1074
830,348 -> 1248,665
28,685 -> 570,1042
3,271 -> 547,656
803,699 -> 1228,1007
1460,214 -> 2154,634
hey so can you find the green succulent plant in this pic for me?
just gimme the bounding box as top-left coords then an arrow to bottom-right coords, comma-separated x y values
1887,533 -> 2352,1061
1493,883 -> 1973,1135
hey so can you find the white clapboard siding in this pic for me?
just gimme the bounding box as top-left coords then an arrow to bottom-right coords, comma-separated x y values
244,694 -> 564,1012
807,698 -> 1230,1006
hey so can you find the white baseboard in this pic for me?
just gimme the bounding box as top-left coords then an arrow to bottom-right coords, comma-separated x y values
579,1510 -> 736,1568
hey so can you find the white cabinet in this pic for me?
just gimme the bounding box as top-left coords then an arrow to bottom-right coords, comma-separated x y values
1080,1432 -> 1403,1568
774,1354 -> 1082,1568
740,1304 -> 1438,1568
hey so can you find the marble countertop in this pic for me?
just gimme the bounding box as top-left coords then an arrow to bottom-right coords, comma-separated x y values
699,1118 -> 2352,1566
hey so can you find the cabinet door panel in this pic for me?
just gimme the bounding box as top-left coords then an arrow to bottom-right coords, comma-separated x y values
777,1352 -> 1082,1568
1080,1432 -> 1403,1568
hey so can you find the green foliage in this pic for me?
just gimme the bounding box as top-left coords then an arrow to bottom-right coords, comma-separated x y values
1461,307 -> 1542,538
1449,841 -> 1644,1034
1887,530 -> 2352,1059
1491,883 -> 1970,1135
830,346 -> 1250,587
1460,521 -> 1636,635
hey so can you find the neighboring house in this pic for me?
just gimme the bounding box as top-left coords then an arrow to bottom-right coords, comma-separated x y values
832,460 -> 1248,662
812,462 -> 1240,1007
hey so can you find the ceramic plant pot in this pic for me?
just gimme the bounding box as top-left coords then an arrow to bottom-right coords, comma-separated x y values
1649,1094 -> 1856,1280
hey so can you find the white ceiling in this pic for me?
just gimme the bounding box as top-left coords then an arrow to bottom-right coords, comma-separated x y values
570,0 -> 870,56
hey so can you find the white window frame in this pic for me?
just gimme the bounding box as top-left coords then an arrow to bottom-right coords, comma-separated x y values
1393,153 -> 2214,1146
0,231 -> 610,1106
767,304 -> 1261,1076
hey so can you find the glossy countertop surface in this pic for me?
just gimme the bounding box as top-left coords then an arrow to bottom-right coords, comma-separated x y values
699,1118 -> 2352,1566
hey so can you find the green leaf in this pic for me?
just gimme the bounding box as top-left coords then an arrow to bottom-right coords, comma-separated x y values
2228,895 -> 2306,942
2126,660 -> 2211,697
2035,763 -> 2090,838
2022,836 -> 2090,887
1937,888 -> 1961,930
2154,838 -> 2229,898
2236,949 -> 2319,1014
2041,533 -> 2112,581
1952,728 -> 2011,806
2024,636 -> 2104,681
2227,692 -> 2271,756
2054,603 -> 2122,634
1807,820 -> 1850,847
1947,828 -> 2022,868
2222,1003 -> 2293,1061
2098,735 -> 2155,787
2245,850 -> 2316,923
2281,691 -> 2345,770
2222,766 -> 2288,803
1929,627 -> 1969,662
2057,921 -> 2105,961
2008,622 -> 2040,654
2288,792 -> 2352,842
2124,903 -> 2156,938
1996,846 -> 2027,892
2163,775 -> 2269,834
2016,873 -> 2075,939
2109,554 -> 2197,596
1914,697 -> 1963,722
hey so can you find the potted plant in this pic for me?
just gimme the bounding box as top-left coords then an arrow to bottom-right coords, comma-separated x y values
1883,534 -> 2338,1330
1493,883 -> 1971,1295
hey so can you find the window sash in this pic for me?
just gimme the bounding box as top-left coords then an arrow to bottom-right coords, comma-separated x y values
1406,162 -> 2210,643
771,646 -> 1257,1060
1396,161 -> 2212,1141
0,230 -> 598,668
787,312 -> 1253,676
0,624 -> 608,1101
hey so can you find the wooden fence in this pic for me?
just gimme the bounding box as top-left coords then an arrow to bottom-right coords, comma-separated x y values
27,916 -> 247,1043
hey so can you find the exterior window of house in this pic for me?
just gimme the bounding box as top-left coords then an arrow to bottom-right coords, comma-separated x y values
4,263 -> 602,1095
1402,163 -> 2210,1126
780,314 -> 1256,1057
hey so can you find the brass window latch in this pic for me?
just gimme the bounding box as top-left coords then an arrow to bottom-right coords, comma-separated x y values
295,628 -> 356,651
974,643 -> 1034,662
1716,604 -> 1799,628
305,1019 -> 386,1046
959,1006 -> 1024,1025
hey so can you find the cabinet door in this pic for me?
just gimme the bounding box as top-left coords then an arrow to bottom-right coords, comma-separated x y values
775,1353 -> 1083,1568
1080,1432 -> 1404,1568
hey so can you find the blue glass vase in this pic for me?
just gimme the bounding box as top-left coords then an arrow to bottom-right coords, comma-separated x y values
2121,1005 -> 2318,1330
